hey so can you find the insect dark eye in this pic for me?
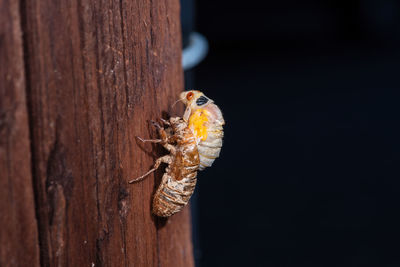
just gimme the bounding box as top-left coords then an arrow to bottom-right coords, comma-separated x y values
196,96 -> 209,106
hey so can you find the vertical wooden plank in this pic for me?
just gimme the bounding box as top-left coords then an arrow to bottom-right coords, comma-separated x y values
0,0 -> 40,266
23,0 -> 193,265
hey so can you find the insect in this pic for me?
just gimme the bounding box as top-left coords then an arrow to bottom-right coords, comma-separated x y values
129,117 -> 200,217
179,90 -> 225,170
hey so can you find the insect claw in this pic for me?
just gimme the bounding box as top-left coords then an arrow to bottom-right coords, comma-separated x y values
160,118 -> 170,125
151,120 -> 162,129
136,136 -> 145,142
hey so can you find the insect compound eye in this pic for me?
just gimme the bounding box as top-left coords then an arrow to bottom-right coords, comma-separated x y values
196,96 -> 209,106
186,92 -> 194,101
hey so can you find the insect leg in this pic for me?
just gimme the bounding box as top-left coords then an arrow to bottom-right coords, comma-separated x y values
136,136 -> 162,143
160,142 -> 176,154
136,129 -> 175,153
151,120 -> 163,129
160,118 -> 171,126
159,129 -> 177,152
128,155 -> 172,183
183,107 -> 192,122
154,127 -> 176,154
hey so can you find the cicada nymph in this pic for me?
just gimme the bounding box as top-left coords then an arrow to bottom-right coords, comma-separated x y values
179,90 -> 225,170
129,117 -> 199,217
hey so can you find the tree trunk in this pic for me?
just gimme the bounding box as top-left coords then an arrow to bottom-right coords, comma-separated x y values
1,0 -> 194,265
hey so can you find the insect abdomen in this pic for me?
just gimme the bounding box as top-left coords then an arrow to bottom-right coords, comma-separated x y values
152,171 -> 197,217
197,126 -> 224,170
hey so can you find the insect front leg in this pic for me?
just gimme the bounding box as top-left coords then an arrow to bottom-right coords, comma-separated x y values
160,118 -> 171,126
154,125 -> 176,154
136,136 -> 162,143
135,121 -> 169,144
183,107 -> 192,122
129,155 -> 172,183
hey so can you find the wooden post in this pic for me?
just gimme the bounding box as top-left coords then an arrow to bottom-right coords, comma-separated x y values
0,0 -> 40,266
1,0 -> 194,266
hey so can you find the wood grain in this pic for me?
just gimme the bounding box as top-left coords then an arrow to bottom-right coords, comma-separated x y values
0,0 -> 40,266
20,0 -> 193,265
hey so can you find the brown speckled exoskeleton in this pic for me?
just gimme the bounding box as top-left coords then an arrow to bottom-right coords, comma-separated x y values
129,117 -> 199,217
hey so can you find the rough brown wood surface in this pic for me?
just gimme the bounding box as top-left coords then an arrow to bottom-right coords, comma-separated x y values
0,0 -> 40,266
0,0 -> 193,266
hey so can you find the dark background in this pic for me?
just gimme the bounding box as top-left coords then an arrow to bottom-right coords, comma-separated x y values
183,1 -> 400,266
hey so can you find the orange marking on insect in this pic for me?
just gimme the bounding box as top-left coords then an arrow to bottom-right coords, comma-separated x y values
188,109 -> 210,141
